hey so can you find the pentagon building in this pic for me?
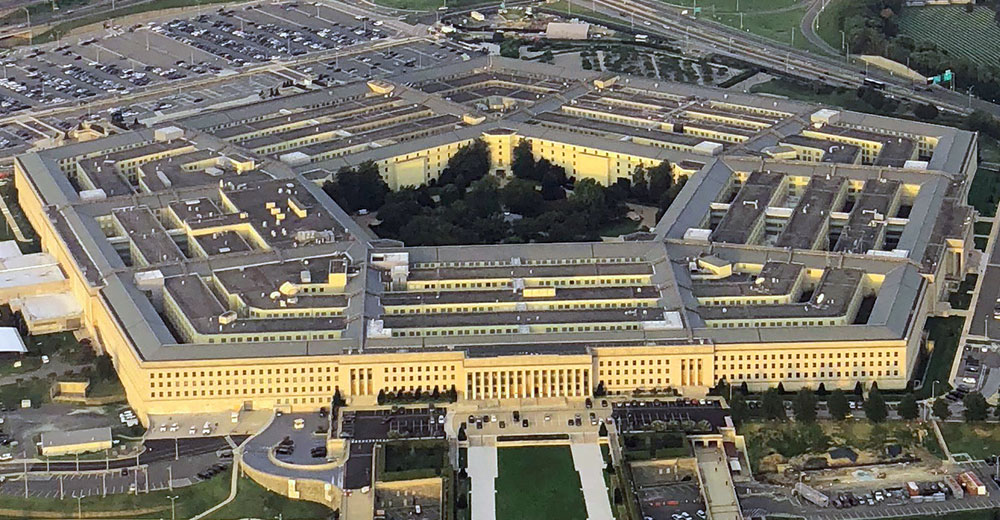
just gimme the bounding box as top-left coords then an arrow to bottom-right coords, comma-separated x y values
12,57 -> 978,420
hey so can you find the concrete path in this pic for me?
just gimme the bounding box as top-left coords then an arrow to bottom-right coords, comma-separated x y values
570,444 -> 614,520
468,446 -> 498,520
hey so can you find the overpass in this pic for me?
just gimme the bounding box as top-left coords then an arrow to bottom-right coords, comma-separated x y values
693,441 -> 743,520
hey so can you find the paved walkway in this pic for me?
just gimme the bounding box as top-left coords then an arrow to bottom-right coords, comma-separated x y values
694,445 -> 742,520
468,446 -> 497,520
570,444 -> 614,520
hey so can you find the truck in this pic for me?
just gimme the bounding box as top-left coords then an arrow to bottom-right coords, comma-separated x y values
906,482 -> 920,497
960,472 -> 987,496
795,482 -> 829,508
944,475 -> 964,499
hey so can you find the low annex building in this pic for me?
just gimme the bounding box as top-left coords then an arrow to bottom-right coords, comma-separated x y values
11,57 -> 979,422
40,427 -> 112,456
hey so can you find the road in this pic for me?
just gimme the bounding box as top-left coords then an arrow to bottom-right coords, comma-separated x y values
0,436 -> 241,474
583,0 -> 997,116
800,0 -> 840,56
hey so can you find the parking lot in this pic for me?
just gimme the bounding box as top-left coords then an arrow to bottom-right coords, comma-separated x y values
738,463 -> 1000,520
0,0 -> 470,123
638,482 -> 706,520
612,399 -> 728,433
340,407 -> 445,490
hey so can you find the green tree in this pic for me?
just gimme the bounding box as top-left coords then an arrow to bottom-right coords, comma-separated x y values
322,160 -> 389,214
864,387 -> 888,423
828,389 -> 850,420
729,392 -> 750,427
963,391 -> 989,422
647,161 -> 673,202
94,354 -> 115,382
511,140 -> 537,180
500,178 -> 545,217
793,388 -> 818,423
761,388 -> 786,421
914,102 -> 939,120
571,178 -> 607,227
710,378 -> 730,398
897,393 -> 919,420
932,398 -> 951,420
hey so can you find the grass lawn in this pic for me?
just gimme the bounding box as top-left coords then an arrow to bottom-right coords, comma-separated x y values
750,78 -> 898,115
915,317 -> 963,399
379,439 -> 449,481
205,475 -> 334,520
713,7 -> 824,54
898,5 -> 1000,64
969,167 -> 1000,218
940,422 -> 1000,461
949,273 -> 979,311
496,446 -> 587,520
661,0 -> 798,12
622,432 -> 689,461
599,219 -> 640,238
981,136 -> 1000,164
0,472 -> 231,519
547,0 -> 620,26
373,0 -> 479,10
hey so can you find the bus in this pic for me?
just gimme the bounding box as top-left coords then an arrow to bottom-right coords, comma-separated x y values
863,77 -> 886,90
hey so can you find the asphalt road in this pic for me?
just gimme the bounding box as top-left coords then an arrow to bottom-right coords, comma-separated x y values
581,0 -> 999,116
0,436 -> 239,474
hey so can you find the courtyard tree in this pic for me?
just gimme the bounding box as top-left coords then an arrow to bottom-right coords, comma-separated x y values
897,393 -> 919,421
793,388 -> 818,423
729,392 -> 750,427
932,398 -> 951,421
864,387 -> 888,423
828,389 -> 850,420
963,391 -> 990,422
761,388 -> 786,421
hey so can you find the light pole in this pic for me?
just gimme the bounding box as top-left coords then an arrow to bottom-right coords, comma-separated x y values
72,493 -> 83,518
168,495 -> 179,520
932,379 -> 939,398
21,7 -> 30,47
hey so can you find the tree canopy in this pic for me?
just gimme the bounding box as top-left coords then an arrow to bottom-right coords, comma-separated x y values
828,389 -> 850,420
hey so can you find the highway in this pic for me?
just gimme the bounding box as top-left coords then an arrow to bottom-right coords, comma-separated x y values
584,0 -> 998,116
0,436 -> 244,475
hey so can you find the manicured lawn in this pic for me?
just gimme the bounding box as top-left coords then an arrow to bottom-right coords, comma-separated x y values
622,432 -> 689,461
898,5 -> 1000,64
916,317 -> 963,399
373,0 -> 479,10
949,273 -> 979,311
969,167 -> 1000,218
666,0 -> 800,11
714,7 -> 821,53
0,472 -> 231,519
751,78 -> 898,115
496,446 -> 587,520
940,422 -> 1000,461
205,475 -> 333,520
380,439 -> 449,481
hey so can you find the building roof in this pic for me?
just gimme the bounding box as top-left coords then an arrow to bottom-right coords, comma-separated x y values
41,427 -> 112,449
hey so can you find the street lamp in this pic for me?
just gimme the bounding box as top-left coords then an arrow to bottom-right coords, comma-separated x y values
71,493 -> 83,519
21,7 -> 30,47
167,495 -> 179,520
932,379 -> 939,398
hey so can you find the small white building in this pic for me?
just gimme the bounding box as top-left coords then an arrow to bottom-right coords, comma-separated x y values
0,327 -> 26,359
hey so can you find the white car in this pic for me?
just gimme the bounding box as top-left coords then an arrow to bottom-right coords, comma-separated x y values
0,453 -> 12,461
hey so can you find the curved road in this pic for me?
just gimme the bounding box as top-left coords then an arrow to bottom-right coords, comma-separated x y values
800,0 -> 841,56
